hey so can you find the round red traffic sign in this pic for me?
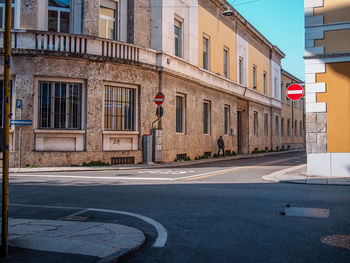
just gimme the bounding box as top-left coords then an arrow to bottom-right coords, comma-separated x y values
154,92 -> 165,105
286,83 -> 304,101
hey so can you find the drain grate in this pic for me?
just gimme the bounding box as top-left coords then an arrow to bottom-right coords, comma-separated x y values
321,235 -> 350,250
280,205 -> 329,218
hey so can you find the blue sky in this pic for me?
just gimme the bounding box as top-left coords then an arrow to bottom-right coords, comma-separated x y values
229,0 -> 305,81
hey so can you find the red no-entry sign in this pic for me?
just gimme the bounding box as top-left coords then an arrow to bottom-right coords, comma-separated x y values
286,83 -> 304,101
154,92 -> 165,105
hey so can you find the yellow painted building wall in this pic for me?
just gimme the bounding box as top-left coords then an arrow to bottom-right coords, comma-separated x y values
248,44 -> 270,95
314,0 -> 350,24
316,62 -> 350,152
198,6 -> 237,81
315,29 -> 350,53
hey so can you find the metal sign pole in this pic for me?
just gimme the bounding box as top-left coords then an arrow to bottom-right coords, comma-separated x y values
2,0 -> 12,257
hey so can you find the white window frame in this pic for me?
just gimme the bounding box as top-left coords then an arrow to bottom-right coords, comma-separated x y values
48,0 -> 71,33
223,47 -> 229,78
0,0 -> 19,29
99,0 -> 119,40
203,35 -> 210,71
253,65 -> 257,90
239,57 -> 243,85
263,72 -> 267,95
174,18 -> 183,58
176,93 -> 185,133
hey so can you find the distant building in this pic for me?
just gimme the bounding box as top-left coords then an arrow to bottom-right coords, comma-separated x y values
0,0 -> 304,167
304,0 -> 350,176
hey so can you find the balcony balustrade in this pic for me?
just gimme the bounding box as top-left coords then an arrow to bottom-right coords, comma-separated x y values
0,30 -> 157,65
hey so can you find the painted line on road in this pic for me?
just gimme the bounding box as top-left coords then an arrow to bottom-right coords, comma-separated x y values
10,174 -> 172,181
176,156 -> 304,181
11,203 -> 168,248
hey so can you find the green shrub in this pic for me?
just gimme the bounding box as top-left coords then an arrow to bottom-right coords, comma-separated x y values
213,153 -> 219,158
184,156 -> 191,161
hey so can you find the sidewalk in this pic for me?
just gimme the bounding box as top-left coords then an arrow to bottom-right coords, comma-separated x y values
8,150 -> 304,174
0,219 -> 145,263
263,164 -> 350,185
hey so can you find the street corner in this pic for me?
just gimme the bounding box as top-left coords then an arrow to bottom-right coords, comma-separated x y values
5,219 -> 145,263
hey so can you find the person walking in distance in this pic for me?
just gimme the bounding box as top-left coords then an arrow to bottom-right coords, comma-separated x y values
217,136 -> 225,157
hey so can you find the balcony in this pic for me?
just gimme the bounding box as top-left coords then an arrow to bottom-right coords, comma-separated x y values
0,30 -> 157,65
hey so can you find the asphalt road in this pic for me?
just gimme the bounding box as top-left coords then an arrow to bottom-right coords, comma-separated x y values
3,151 -> 350,262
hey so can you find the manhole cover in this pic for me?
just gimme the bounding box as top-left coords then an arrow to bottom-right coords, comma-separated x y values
321,235 -> 350,250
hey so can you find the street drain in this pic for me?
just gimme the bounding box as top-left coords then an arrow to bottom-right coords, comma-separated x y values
280,205 -> 329,218
321,235 -> 350,250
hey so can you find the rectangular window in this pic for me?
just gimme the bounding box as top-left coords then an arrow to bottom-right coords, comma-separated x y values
203,36 -> 209,70
39,81 -> 82,129
203,101 -> 210,134
0,0 -> 15,29
254,111 -> 258,136
263,72 -> 267,95
253,66 -> 257,90
174,19 -> 183,58
0,80 -> 12,128
176,95 -> 185,133
99,0 -> 118,40
264,114 -> 268,137
48,0 -> 71,33
104,86 -> 135,131
287,119 -> 290,137
295,120 -> 297,137
281,82 -> 284,102
300,121 -> 303,137
275,116 -> 279,137
223,48 -> 229,78
224,105 -> 230,135
287,83 -> 291,105
239,57 -> 243,85
281,118 -> 284,137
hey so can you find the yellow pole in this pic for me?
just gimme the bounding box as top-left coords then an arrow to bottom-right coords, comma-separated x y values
2,0 -> 12,257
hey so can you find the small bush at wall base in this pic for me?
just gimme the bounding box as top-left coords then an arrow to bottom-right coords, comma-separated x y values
232,151 -> 237,156
184,156 -> 191,161
82,161 -> 110,167
213,153 -> 219,158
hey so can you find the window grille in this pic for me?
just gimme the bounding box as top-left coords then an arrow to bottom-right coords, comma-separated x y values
38,81 -> 82,129
104,86 -> 135,131
254,111 -> 258,136
224,106 -> 230,135
176,95 -> 184,133
203,101 -> 210,134
264,114 -> 268,137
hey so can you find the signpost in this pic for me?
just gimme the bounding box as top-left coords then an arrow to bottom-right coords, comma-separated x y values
286,83 -> 304,101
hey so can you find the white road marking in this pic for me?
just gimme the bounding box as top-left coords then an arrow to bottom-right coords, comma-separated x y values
11,203 -> 168,248
10,174 -> 171,181
138,170 -> 194,175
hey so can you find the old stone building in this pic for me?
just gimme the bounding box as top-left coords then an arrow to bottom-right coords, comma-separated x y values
304,0 -> 350,177
0,0 -> 304,167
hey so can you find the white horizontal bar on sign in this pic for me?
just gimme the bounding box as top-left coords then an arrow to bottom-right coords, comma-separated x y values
287,90 -> 303,95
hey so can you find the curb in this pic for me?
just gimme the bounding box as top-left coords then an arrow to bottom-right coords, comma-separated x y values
262,164 -> 307,183
97,237 -> 146,263
9,150 -> 305,174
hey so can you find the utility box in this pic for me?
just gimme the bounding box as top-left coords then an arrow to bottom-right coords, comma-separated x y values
142,134 -> 153,164
152,129 -> 162,163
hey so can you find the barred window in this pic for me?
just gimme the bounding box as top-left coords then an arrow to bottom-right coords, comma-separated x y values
224,105 -> 230,135
254,111 -> 258,136
39,81 -> 82,129
264,114 -> 268,136
176,95 -> 185,133
300,120 -> 303,137
0,80 -> 13,128
275,116 -> 279,137
281,118 -> 284,137
104,86 -> 135,131
287,119 -> 290,137
203,101 -> 210,134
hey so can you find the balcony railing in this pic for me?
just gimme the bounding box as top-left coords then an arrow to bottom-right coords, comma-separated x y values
0,30 -> 157,65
